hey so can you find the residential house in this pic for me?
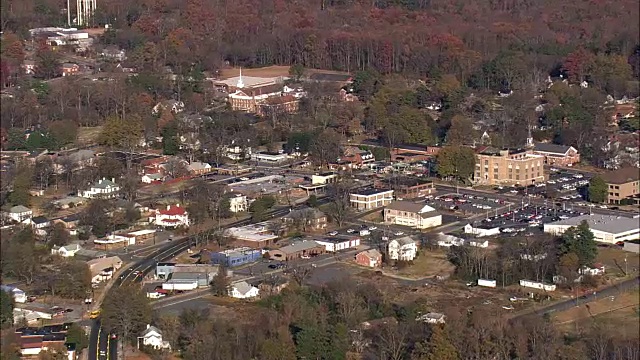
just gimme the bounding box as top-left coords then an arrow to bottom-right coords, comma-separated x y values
87,256 -> 122,283
61,63 -> 79,76
228,194 -> 248,212
187,161 -> 212,175
22,60 -> 36,74
229,281 -> 260,299
533,143 -> 580,166
155,204 -> 189,228
416,312 -> 446,324
51,243 -> 82,257
331,150 -> 375,170
257,277 -> 289,296
1,285 -> 26,303
100,46 -> 126,61
67,149 -> 95,168
78,178 -> 120,198
463,223 -> 501,237
141,173 -> 164,184
152,100 -> 185,115
138,324 -> 171,350
383,201 -> 442,229
601,167 -> 640,205
579,263 -> 606,276
31,216 -> 50,233
53,214 -> 80,232
355,249 -> 383,268
388,236 -> 418,261
349,188 -> 394,211
53,196 -> 85,209
6,205 -> 33,222
435,233 -> 466,247
282,208 -> 328,231
338,88 -> 358,102
391,144 -> 440,163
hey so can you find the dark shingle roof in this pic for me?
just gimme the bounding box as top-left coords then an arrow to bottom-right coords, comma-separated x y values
534,142 -> 573,155
601,167 -> 640,184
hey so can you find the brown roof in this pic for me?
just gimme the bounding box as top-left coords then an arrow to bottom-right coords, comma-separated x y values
385,201 -> 428,213
601,167 -> 639,184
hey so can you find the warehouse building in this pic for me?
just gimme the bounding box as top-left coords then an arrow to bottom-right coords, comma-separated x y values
543,215 -> 639,244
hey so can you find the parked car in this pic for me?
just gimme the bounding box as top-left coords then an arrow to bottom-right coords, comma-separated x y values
368,226 -> 377,231
346,229 -> 355,233
328,231 -> 338,236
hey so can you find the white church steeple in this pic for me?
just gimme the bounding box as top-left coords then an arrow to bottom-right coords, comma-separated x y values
525,125 -> 534,150
236,67 -> 244,88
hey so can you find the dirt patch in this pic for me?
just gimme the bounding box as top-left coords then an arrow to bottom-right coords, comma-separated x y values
553,289 -> 640,336
76,126 -> 103,146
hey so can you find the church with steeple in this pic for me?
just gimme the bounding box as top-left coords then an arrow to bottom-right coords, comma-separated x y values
213,68 -> 304,115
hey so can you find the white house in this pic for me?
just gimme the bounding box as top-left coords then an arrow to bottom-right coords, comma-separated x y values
388,236 -> 418,261
138,324 -> 171,350
6,205 -> 33,222
579,263 -> 606,276
155,204 -> 189,228
229,194 -> 248,213
229,281 -> 260,299
141,173 -> 164,184
315,237 -> 360,252
383,201 -> 442,229
79,178 -> 120,198
152,100 -> 185,115
435,233 -> 465,247
51,243 -> 82,257
31,216 -> 50,229
463,223 -> 501,237
1,285 -> 27,303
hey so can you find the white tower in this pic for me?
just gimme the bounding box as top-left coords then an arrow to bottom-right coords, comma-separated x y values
76,0 -> 97,26
236,67 -> 244,88
525,125 -> 534,150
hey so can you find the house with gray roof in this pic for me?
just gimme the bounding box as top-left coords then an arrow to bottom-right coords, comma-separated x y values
533,142 -> 580,166
5,205 -> 33,222
78,178 -> 120,198
268,240 -> 326,261
544,215 -> 639,244
67,149 -> 95,167
229,281 -> 259,299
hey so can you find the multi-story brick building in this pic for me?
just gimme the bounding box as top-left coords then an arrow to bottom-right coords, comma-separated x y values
349,188 -> 394,210
601,167 -> 640,205
474,146 -> 545,186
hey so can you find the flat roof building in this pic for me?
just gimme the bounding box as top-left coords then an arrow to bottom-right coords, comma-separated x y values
350,188 -> 394,211
601,167 -> 640,205
543,214 -> 639,244
268,241 -> 326,261
209,247 -> 262,267
474,147 -> 545,186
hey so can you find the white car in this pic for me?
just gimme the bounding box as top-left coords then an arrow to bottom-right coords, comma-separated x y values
239,177 -> 250,181
359,230 -> 370,236
346,229 -> 355,234
509,190 -> 518,194
328,231 -> 338,236
573,174 -> 583,178
394,231 -> 405,236
547,180 -> 556,184
300,255 -> 310,259
368,226 -> 377,231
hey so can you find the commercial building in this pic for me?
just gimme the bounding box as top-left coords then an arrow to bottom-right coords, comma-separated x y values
162,272 -> 211,291
383,201 -> 442,229
209,247 -> 262,267
473,147 -> 545,186
225,223 -> 279,248
533,143 -> 580,166
268,241 -> 326,261
282,208 -> 328,231
543,215 -> 640,244
375,178 -> 436,199
601,167 -> 640,205
312,172 -> 338,185
87,256 -> 122,283
314,236 -> 361,252
349,188 -> 394,211
251,151 -> 289,163
391,144 -> 440,163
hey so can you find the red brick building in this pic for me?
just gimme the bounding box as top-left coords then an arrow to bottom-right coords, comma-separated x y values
391,144 -> 440,162
355,249 -> 382,268
533,142 -> 580,166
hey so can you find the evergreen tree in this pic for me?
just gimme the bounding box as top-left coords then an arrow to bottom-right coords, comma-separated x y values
426,325 -> 459,360
588,175 -> 607,203
559,221 -> 598,267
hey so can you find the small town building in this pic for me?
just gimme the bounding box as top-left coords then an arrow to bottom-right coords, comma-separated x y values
6,205 -> 33,223
31,216 -> 50,230
87,256 -> 122,284
51,243 -> 82,257
53,196 -> 85,209
225,223 -> 279,248
78,178 -> 120,198
1,285 -> 26,303
623,240 -> 640,253
187,161 -> 212,175
375,178 -> 436,199
463,223 -> 501,237
268,241 -> 326,261
209,247 -> 262,267
162,271 -> 212,290
152,100 -> 185,115
601,167 -> 640,205
229,281 -> 260,299
141,173 -> 164,184
282,208 -> 328,231
349,188 -> 394,211
138,324 -> 171,350
543,215 -> 639,244
533,143 -> 580,166
355,249 -> 383,268
416,312 -> 446,324
251,151 -> 289,163
53,214 -> 80,231
228,194 -> 249,212
155,204 -> 189,228
384,201 -> 442,229
257,277 -> 289,296
61,63 -> 80,76
473,146 -> 545,187
391,144 -> 440,162
388,236 -> 418,261
314,236 -> 360,252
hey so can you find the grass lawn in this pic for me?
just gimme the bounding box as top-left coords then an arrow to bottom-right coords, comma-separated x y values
396,250 -> 455,279
596,247 -> 640,277
553,288 -> 640,337
76,126 -> 103,146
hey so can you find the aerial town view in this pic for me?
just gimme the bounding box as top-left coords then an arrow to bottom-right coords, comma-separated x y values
0,0 -> 639,359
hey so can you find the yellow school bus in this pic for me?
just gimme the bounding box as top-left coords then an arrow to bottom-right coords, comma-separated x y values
89,310 -> 101,319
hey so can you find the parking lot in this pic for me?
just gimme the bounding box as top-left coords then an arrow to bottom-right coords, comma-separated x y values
492,169 -> 594,203
428,193 -> 511,215
474,203 -> 589,236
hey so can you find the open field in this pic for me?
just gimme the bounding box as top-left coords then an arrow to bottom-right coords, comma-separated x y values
553,289 -> 640,336
395,250 -> 455,279
76,126 -> 103,146
595,247 -> 640,277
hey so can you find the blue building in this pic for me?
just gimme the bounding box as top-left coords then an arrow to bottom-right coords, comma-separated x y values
210,247 -> 262,267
